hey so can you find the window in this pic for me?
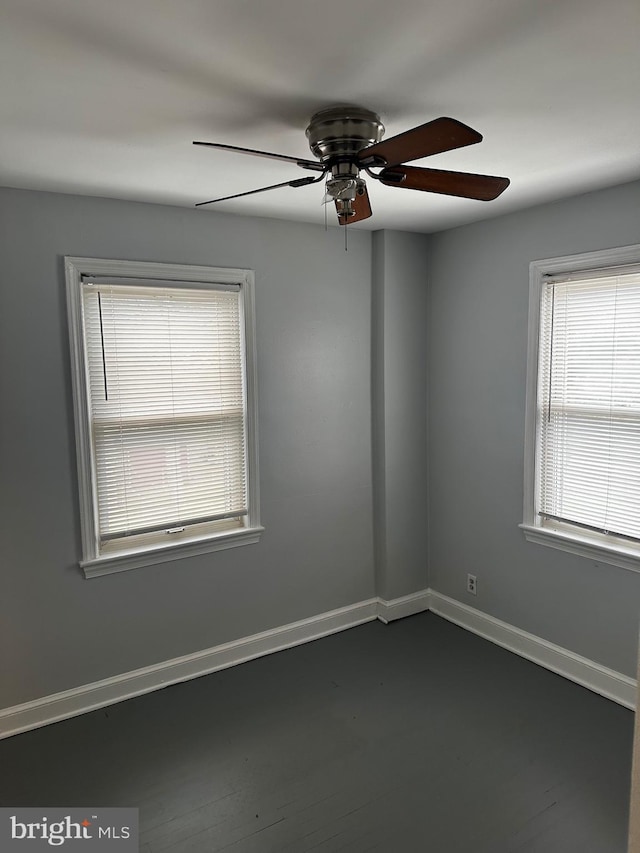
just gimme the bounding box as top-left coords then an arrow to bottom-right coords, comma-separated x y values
521,244 -> 640,572
66,258 -> 262,577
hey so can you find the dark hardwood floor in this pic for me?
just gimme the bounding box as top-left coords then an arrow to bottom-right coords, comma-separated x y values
0,613 -> 633,852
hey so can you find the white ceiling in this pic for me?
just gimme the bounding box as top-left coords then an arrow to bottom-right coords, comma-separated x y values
1,0 -> 638,233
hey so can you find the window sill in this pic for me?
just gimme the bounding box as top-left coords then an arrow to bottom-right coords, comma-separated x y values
519,523 -> 640,574
81,526 -> 264,578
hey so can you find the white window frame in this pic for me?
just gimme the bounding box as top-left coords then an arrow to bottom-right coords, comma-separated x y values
66,257 -> 262,578
521,243 -> 640,574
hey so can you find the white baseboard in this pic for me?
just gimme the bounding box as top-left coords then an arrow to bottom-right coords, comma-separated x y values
429,590 -> 637,710
1,587 -> 634,739
377,589 -> 431,623
0,597 -> 380,740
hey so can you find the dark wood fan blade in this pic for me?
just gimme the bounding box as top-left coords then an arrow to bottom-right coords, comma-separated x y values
196,175 -> 320,207
193,141 -> 325,172
379,166 -> 510,200
358,117 -> 482,168
335,186 -> 373,225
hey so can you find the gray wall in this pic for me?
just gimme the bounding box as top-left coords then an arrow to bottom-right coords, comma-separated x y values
2,177 -> 638,709
0,187 -> 375,708
427,179 -> 640,677
372,231 -> 429,600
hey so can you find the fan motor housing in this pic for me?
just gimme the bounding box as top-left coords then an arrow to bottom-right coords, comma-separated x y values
306,106 -> 384,161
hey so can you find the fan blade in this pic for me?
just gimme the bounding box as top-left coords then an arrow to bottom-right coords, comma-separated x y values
358,117 -> 482,168
193,141 -> 324,172
335,185 -> 373,225
379,166 -> 510,201
196,175 -> 321,207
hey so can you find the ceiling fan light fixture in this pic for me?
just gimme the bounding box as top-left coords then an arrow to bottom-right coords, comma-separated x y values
325,176 -> 364,202
193,104 -> 510,221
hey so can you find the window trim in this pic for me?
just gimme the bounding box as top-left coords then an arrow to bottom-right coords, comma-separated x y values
521,243 -> 640,574
65,257 -> 263,578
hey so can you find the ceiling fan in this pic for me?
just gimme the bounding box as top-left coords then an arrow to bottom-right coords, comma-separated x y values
193,105 -> 510,224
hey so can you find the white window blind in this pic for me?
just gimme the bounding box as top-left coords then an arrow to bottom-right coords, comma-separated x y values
536,269 -> 640,542
82,281 -> 248,545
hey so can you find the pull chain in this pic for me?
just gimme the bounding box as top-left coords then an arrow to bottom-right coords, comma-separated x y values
324,179 -> 328,232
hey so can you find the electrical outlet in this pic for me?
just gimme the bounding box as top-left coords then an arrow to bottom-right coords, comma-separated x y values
467,573 -> 477,595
